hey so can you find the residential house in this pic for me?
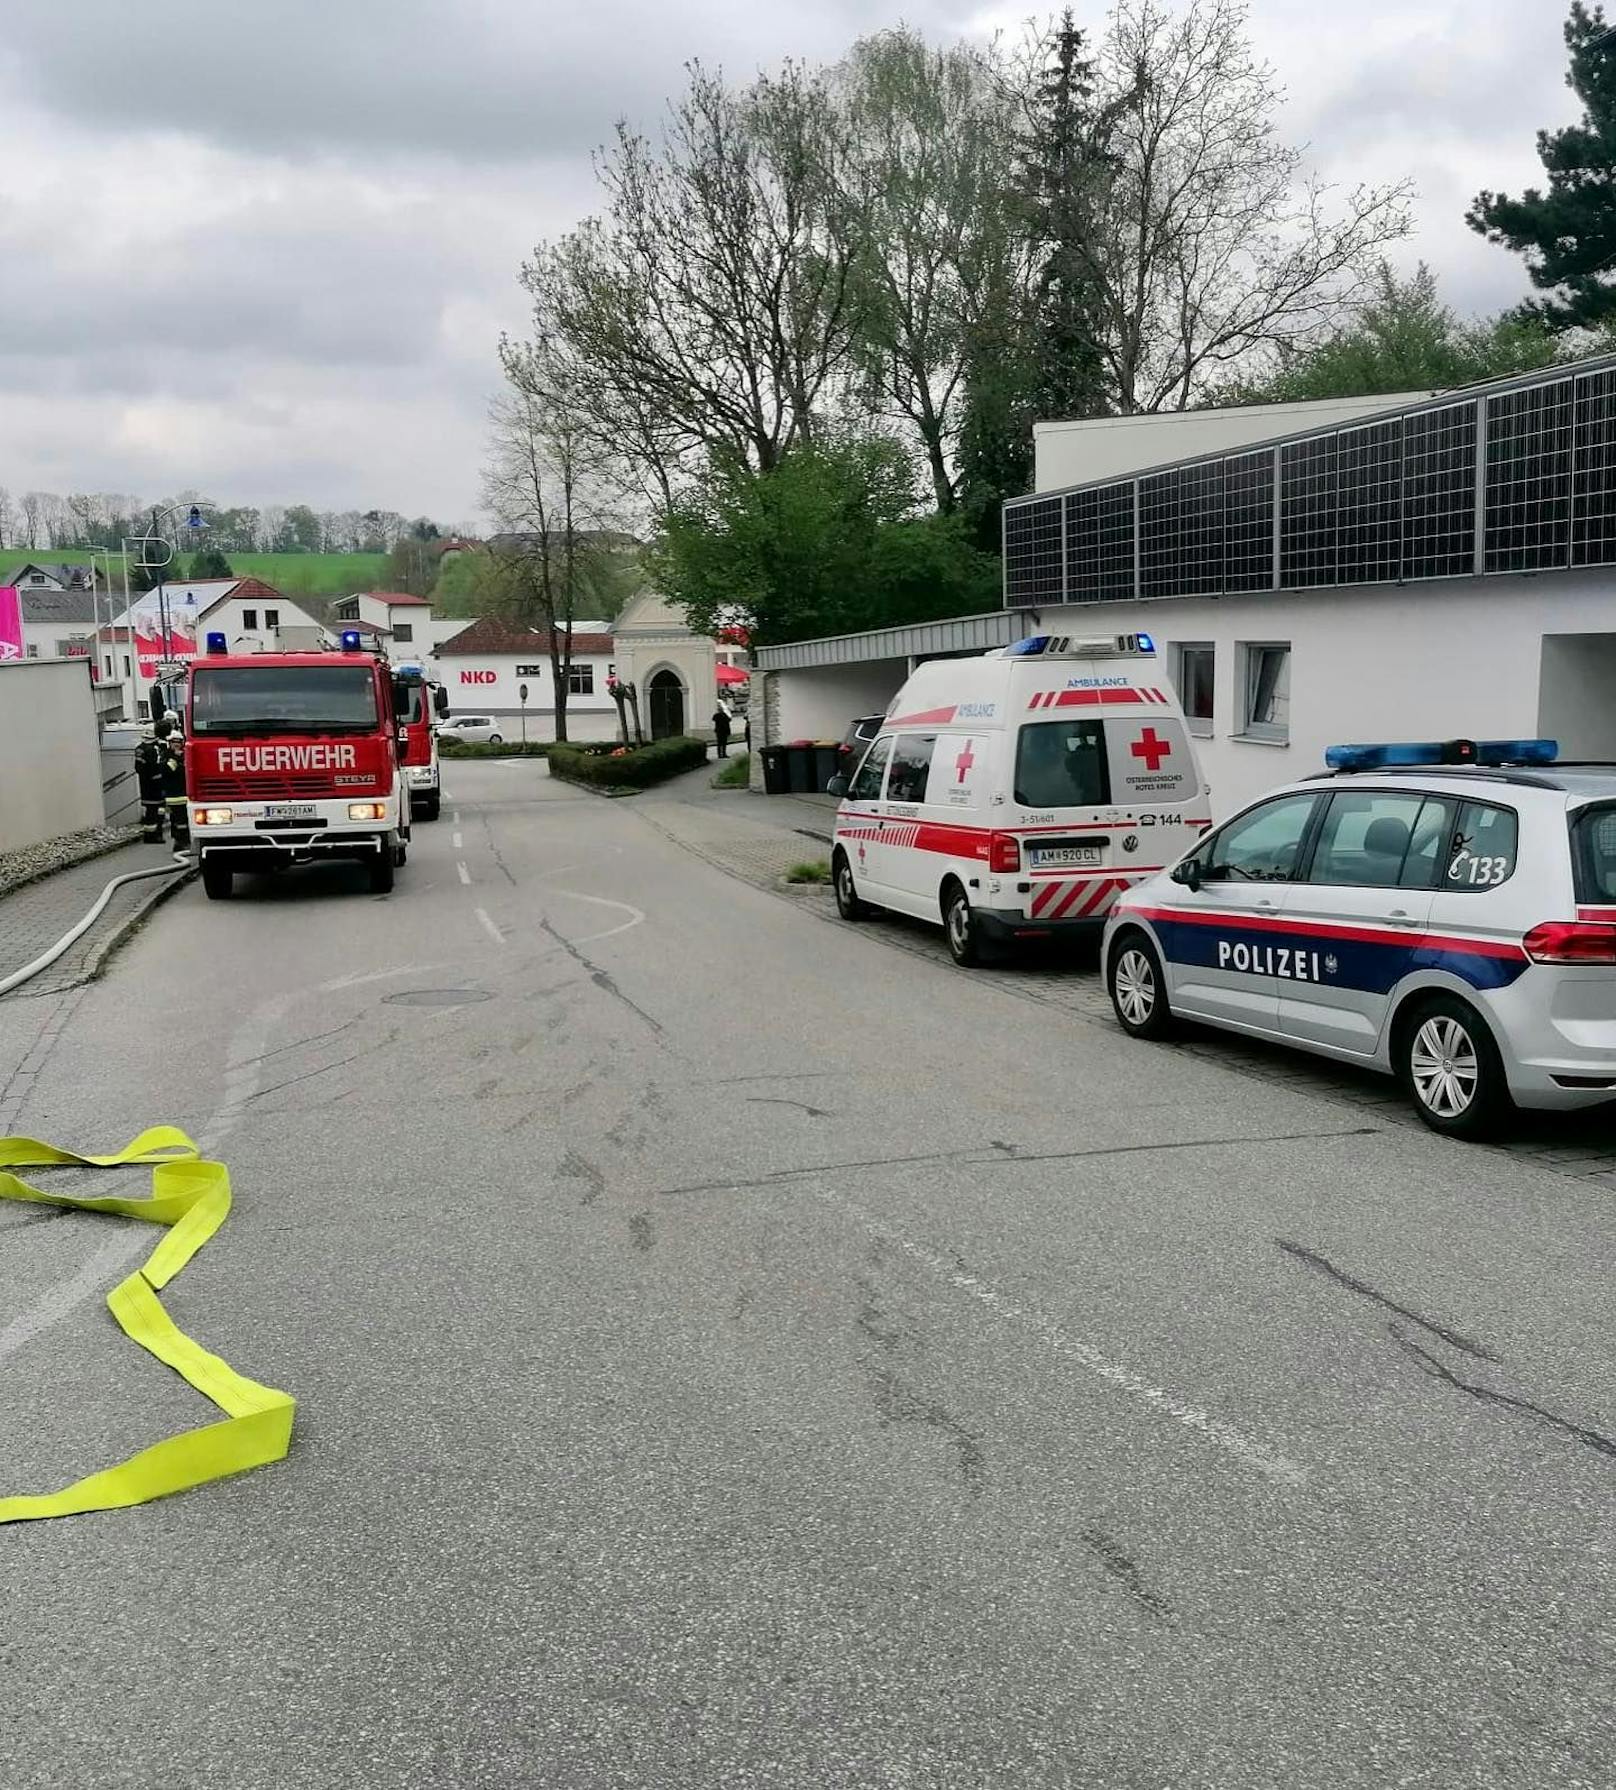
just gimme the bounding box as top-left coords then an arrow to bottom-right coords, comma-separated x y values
333,591 -> 464,656
432,615 -> 618,741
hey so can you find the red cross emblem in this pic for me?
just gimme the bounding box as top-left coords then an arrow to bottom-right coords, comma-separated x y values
955,741 -> 976,784
1131,727 -> 1172,772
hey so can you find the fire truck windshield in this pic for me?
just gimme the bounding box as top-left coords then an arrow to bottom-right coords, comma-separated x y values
192,664 -> 379,735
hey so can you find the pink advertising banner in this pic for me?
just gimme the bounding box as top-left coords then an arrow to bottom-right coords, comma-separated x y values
0,586 -> 22,663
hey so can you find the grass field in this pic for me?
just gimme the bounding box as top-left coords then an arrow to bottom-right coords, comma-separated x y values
1,550 -> 388,601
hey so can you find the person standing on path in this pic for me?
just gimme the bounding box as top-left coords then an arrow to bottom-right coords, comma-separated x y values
712,699 -> 732,758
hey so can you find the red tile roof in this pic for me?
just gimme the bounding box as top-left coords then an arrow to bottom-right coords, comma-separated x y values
435,615 -> 614,656
366,591 -> 431,606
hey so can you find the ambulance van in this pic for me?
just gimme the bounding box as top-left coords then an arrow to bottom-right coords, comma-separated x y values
827,633 -> 1211,966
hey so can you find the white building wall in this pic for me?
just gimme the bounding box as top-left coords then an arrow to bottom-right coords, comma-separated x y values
0,660 -> 106,850
1034,568 -> 1616,814
435,651 -> 619,741
198,595 -> 326,654
775,660 -> 909,741
1034,393 -> 1431,494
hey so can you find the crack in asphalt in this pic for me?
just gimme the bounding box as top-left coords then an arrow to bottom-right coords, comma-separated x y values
538,914 -> 664,1038
745,1096 -> 834,1119
654,1125 -> 1382,1199
1081,1527 -> 1173,1620
1389,1324 -> 1616,1463
1277,1240 -> 1503,1363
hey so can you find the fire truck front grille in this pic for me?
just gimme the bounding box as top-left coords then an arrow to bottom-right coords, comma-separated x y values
191,774 -> 347,801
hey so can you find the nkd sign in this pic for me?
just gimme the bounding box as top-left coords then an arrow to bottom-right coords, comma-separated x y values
459,669 -> 498,685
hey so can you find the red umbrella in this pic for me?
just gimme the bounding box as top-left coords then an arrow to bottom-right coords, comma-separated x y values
715,663 -> 749,685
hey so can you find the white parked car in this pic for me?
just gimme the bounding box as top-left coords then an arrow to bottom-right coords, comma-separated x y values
437,715 -> 505,745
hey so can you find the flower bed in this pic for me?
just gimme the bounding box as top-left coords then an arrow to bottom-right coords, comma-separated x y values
546,736 -> 709,791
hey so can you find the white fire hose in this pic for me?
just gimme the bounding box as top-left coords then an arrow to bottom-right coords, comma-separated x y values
0,852 -> 191,998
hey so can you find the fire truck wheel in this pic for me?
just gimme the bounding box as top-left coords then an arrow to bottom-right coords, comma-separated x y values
201,861 -> 233,901
417,793 -> 441,822
394,838 -> 408,867
369,845 -> 397,894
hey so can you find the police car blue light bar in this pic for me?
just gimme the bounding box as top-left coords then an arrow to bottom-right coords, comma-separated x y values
1326,738 -> 1559,771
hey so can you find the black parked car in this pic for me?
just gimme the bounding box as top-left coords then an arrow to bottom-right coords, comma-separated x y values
835,715 -> 883,784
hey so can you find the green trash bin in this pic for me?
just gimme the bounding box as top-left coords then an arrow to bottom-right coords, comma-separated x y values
761,745 -> 790,795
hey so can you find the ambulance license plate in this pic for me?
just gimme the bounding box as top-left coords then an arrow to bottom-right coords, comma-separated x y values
265,803 -> 317,821
1029,844 -> 1102,868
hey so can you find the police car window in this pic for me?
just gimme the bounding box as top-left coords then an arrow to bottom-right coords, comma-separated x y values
1573,805 -> 1616,903
1014,720 -> 1108,809
1400,798 -> 1454,889
1204,794 -> 1317,882
1444,801 -> 1518,891
1307,791 -> 1430,889
848,735 -> 891,802
887,735 -> 936,804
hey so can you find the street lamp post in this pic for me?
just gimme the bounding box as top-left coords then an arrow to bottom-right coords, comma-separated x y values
134,503 -> 207,716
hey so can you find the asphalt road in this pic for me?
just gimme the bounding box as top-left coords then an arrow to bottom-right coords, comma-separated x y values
4,758 -> 1616,1789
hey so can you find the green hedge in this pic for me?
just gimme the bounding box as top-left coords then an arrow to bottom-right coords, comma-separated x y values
547,735 -> 709,791
437,739 -> 550,758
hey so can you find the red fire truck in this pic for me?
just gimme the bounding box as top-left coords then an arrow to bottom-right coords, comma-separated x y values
185,631 -> 412,899
392,660 -> 449,821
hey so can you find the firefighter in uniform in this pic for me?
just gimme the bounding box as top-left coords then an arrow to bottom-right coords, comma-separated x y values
134,724 -> 168,843
158,718 -> 190,848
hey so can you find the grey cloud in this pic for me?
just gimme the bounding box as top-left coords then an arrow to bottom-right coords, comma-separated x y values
3,0 -> 965,163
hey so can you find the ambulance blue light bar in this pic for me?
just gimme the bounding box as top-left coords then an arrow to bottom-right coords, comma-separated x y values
1005,633 -> 1156,658
1325,739 -> 1559,771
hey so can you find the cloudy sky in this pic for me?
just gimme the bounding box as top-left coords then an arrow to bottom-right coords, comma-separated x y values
0,0 -> 1577,522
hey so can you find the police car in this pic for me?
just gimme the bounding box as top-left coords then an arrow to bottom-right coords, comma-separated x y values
1102,739 -> 1616,1139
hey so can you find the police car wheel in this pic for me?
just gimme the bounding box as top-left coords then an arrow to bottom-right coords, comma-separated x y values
1398,996 -> 1511,1139
833,851 -> 869,921
1108,931 -> 1173,1039
943,883 -> 982,968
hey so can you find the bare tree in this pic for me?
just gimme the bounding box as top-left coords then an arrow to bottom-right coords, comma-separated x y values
484,350 -> 632,742
0,487 -> 15,550
835,30 -> 1022,511
1012,0 -> 1412,412
516,58 -> 863,509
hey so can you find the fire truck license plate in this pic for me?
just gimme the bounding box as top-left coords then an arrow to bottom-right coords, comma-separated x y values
265,804 -> 318,821
1029,844 -> 1102,868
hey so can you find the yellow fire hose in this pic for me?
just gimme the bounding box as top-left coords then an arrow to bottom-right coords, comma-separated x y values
0,1127 -> 293,1524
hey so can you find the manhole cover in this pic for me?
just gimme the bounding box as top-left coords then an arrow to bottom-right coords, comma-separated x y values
382,988 -> 493,1007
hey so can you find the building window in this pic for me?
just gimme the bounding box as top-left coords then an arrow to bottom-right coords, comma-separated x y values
567,664 -> 595,695
265,608 -> 280,630
27,572 -> 45,585
1176,643 -> 1215,736
242,608 -> 258,629
123,655 -> 132,678
26,644 -> 38,657
391,621 -> 412,643
104,654 -> 113,678
515,663 -> 545,677
1240,643 -> 1291,743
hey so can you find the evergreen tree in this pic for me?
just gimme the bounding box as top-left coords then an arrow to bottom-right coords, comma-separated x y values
1019,10 -> 1111,422
1469,3 -> 1616,329
188,545 -> 233,580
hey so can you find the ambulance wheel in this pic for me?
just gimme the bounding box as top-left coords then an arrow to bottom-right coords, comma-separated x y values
1396,994 -> 1512,1140
942,881 -> 984,968
417,792 -> 441,822
369,846 -> 396,894
1108,929 -> 1174,1040
833,850 -> 870,921
201,861 -> 233,901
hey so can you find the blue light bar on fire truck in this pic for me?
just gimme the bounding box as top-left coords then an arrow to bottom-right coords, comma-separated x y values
205,631 -> 227,654
1003,632 -> 1155,658
1325,739 -> 1559,771
339,629 -> 363,652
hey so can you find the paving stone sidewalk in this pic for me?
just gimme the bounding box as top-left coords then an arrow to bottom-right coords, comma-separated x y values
0,838 -> 191,1001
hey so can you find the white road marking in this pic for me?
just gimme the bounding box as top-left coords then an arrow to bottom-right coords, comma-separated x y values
456,862 -> 472,885
452,831 -> 464,849
452,809 -> 461,824
0,1231 -> 149,1364
539,882 -> 646,945
474,907 -> 506,946
817,1187 -> 1308,1489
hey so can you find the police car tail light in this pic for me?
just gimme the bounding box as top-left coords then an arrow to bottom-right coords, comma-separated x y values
1522,921 -> 1616,965
989,833 -> 1021,873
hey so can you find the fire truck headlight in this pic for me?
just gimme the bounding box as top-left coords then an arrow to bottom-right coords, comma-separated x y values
196,807 -> 234,826
347,802 -> 388,821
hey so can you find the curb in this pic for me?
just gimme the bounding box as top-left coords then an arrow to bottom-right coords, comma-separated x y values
81,866 -> 195,985
0,829 -> 143,904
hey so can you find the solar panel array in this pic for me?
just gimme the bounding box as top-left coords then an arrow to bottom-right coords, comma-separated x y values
1003,364 -> 1616,606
